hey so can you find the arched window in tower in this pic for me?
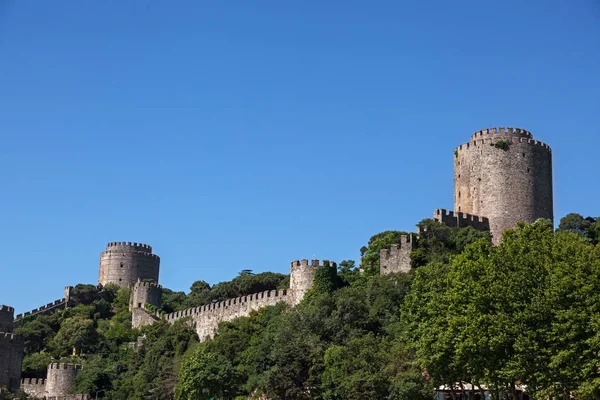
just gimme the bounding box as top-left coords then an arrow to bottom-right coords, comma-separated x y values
120,263 -> 123,268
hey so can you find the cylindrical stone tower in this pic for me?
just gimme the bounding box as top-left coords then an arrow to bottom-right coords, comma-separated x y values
45,363 -> 81,398
98,242 -> 160,288
289,259 -> 334,304
0,305 -> 14,333
454,127 -> 553,243
130,279 -> 162,311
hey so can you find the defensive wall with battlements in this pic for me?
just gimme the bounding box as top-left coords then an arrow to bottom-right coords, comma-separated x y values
380,234 -> 417,275
14,287 -> 72,326
133,259 -> 332,340
20,378 -> 45,399
432,209 -> 490,231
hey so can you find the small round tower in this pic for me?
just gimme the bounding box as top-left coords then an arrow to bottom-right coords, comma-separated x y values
45,363 -> 81,398
130,279 -> 162,311
98,242 -> 160,288
0,305 -> 14,333
289,259 -> 334,304
454,127 -> 553,243
0,332 -> 24,393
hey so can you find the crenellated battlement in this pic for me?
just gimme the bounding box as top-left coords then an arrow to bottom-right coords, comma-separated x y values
133,279 -> 162,289
0,332 -> 24,344
48,363 -> 82,371
0,305 -> 14,314
433,209 -> 490,231
21,378 -> 46,385
165,288 -> 289,322
106,242 -> 153,252
290,259 -> 331,268
14,298 -> 67,321
455,136 -> 551,154
470,127 -> 532,142
101,250 -> 160,260
380,233 -> 417,275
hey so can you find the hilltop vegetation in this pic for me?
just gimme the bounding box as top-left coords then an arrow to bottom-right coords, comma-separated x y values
10,213 -> 600,400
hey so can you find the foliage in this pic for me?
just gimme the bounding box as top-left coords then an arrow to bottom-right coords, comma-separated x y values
557,212 -> 599,244
20,213 -> 600,399
491,139 -> 510,150
403,219 -> 600,399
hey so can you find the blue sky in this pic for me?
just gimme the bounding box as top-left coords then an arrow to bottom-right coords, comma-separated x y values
1,1 -> 599,313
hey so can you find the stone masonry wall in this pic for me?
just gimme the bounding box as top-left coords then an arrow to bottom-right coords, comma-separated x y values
432,209 -> 490,231
0,333 -> 24,393
45,363 -> 81,398
380,234 -> 417,275
14,299 -> 67,326
156,258 -> 325,341
454,127 -> 553,243
98,242 -> 160,288
20,378 -> 46,399
166,289 -> 290,341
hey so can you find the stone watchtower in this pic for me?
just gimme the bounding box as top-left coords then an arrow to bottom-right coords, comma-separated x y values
98,242 -> 160,288
130,279 -> 162,311
45,363 -> 81,398
454,127 -> 553,243
0,305 -> 24,393
289,259 -> 332,304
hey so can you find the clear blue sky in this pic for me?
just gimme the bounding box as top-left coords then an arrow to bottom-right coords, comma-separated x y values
1,1 -> 599,313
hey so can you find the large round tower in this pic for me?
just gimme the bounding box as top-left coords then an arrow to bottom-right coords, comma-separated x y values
98,242 -> 160,288
454,127 -> 553,243
45,363 -> 81,398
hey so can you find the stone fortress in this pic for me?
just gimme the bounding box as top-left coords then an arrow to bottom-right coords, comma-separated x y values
380,127 -> 553,275
1,126 -> 553,397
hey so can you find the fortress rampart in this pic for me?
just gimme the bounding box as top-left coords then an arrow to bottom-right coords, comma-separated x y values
380,234 -> 417,275
98,242 -> 160,288
433,209 -> 490,231
20,378 -> 46,399
14,299 -> 67,324
156,258 -> 330,340
165,289 -> 290,340
454,127 -> 553,243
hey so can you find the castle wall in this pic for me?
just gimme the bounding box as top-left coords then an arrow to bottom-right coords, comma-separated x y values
433,209 -> 490,231
132,307 -> 161,329
45,363 -> 81,398
380,234 -> 416,275
0,306 -> 14,333
20,378 -> 46,399
454,127 -> 553,243
14,298 -> 67,326
166,289 -> 290,341
158,258 -> 323,341
0,333 -> 24,393
98,242 -> 160,288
